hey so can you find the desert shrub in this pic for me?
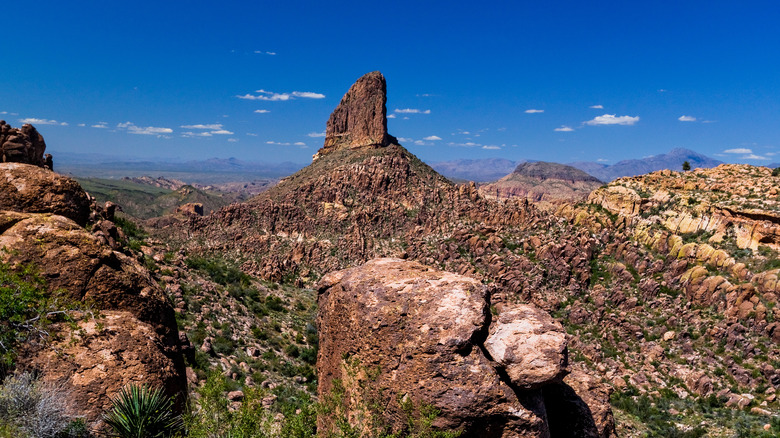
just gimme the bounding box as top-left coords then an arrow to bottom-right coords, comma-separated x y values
0,261 -> 75,376
0,372 -> 87,438
773,167 -> 780,177
103,384 -> 182,438
186,256 -> 251,287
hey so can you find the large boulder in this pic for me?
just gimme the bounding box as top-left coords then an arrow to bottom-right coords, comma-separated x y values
0,162 -> 90,226
317,258 -> 613,437
0,210 -> 186,425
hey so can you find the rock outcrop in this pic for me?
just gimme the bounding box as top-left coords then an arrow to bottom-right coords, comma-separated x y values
0,121 -> 51,168
0,162 -> 91,226
317,258 -> 614,437
314,71 -> 396,159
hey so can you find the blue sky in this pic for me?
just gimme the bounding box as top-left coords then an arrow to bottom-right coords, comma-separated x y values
2,1 -> 779,165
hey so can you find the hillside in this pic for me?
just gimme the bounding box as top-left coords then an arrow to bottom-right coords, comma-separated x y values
479,161 -> 603,203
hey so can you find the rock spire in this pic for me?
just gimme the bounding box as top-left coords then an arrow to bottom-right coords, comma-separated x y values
0,121 -> 52,168
314,71 -> 397,159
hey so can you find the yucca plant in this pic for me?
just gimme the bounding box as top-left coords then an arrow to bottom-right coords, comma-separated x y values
103,384 -> 182,438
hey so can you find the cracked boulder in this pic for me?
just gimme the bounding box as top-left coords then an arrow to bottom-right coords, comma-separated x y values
316,258 -> 614,437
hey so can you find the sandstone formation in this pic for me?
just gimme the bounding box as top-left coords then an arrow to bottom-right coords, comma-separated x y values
0,162 -> 91,226
314,71 -> 397,159
479,161 -> 603,204
317,258 -> 614,437
0,120 -> 51,168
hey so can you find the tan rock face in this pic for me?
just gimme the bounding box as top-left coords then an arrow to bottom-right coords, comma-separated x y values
0,162 -> 91,226
315,71 -> 396,159
317,258 -> 613,437
485,305 -> 569,389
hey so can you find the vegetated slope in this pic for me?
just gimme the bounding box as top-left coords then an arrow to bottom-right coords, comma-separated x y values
77,177 -> 236,219
570,148 -> 723,182
479,161 -> 603,203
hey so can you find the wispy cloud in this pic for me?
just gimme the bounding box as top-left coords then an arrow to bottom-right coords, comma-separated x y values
118,122 -> 173,136
387,114 -> 396,119
238,89 -> 325,101
246,133 -> 258,137
91,122 -> 109,129
678,115 -> 697,122
394,108 -> 431,114
308,131 -> 326,138
182,131 -> 213,138
254,51 -> 277,55
254,109 -> 270,114
267,141 -> 307,146
584,114 -> 639,126
589,105 -> 604,109
19,118 -> 66,126
227,138 -> 239,142
724,148 -> 752,154
423,135 -> 442,141
554,126 -> 574,132
482,145 -> 501,150
743,154 -> 769,160
597,158 -> 610,163
181,124 -> 223,130
524,109 -> 544,114
211,129 -> 234,135
447,142 -> 481,147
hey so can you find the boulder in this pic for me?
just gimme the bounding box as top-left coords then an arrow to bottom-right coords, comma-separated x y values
0,162 -> 90,226
0,121 -> 49,167
1,210 -> 186,423
317,258 -> 613,437
484,304 -> 569,389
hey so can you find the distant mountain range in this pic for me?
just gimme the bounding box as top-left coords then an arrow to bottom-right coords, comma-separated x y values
569,148 -> 723,182
432,148 -> 724,183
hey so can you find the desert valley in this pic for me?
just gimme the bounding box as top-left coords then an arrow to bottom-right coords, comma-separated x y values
1,70 -> 779,438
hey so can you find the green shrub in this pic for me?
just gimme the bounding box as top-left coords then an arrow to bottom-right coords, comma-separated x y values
185,256 -> 251,287
103,384 -> 182,438
773,167 -> 780,177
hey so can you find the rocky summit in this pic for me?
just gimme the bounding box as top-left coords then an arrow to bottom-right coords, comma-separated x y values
479,161 -> 604,204
314,71 -> 397,159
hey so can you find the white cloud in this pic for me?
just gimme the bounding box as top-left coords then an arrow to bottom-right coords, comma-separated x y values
524,109 -> 544,114
238,89 -> 325,101
227,138 -> 238,142
1,111 -> 18,116
482,145 -> 501,150
597,158 -> 610,162
117,122 -> 173,136
307,132 -> 326,138
423,135 -> 442,141
584,114 -> 639,126
246,133 -> 258,136
448,142 -> 481,147
19,118 -> 61,125
254,51 -> 277,55
742,154 -> 768,160
181,124 -> 223,130
387,114 -> 396,119
77,123 -> 86,127
394,108 -> 431,114
210,130 -> 234,135
91,123 -> 109,129
724,148 -> 752,154
182,131 -> 213,137
589,105 -> 604,109
291,91 -> 325,99
254,110 -> 270,114
294,142 -> 306,146
554,126 -> 574,132
678,115 -> 697,122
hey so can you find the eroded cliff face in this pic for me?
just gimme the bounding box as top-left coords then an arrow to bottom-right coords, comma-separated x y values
316,258 -> 614,438
315,71 -> 396,159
